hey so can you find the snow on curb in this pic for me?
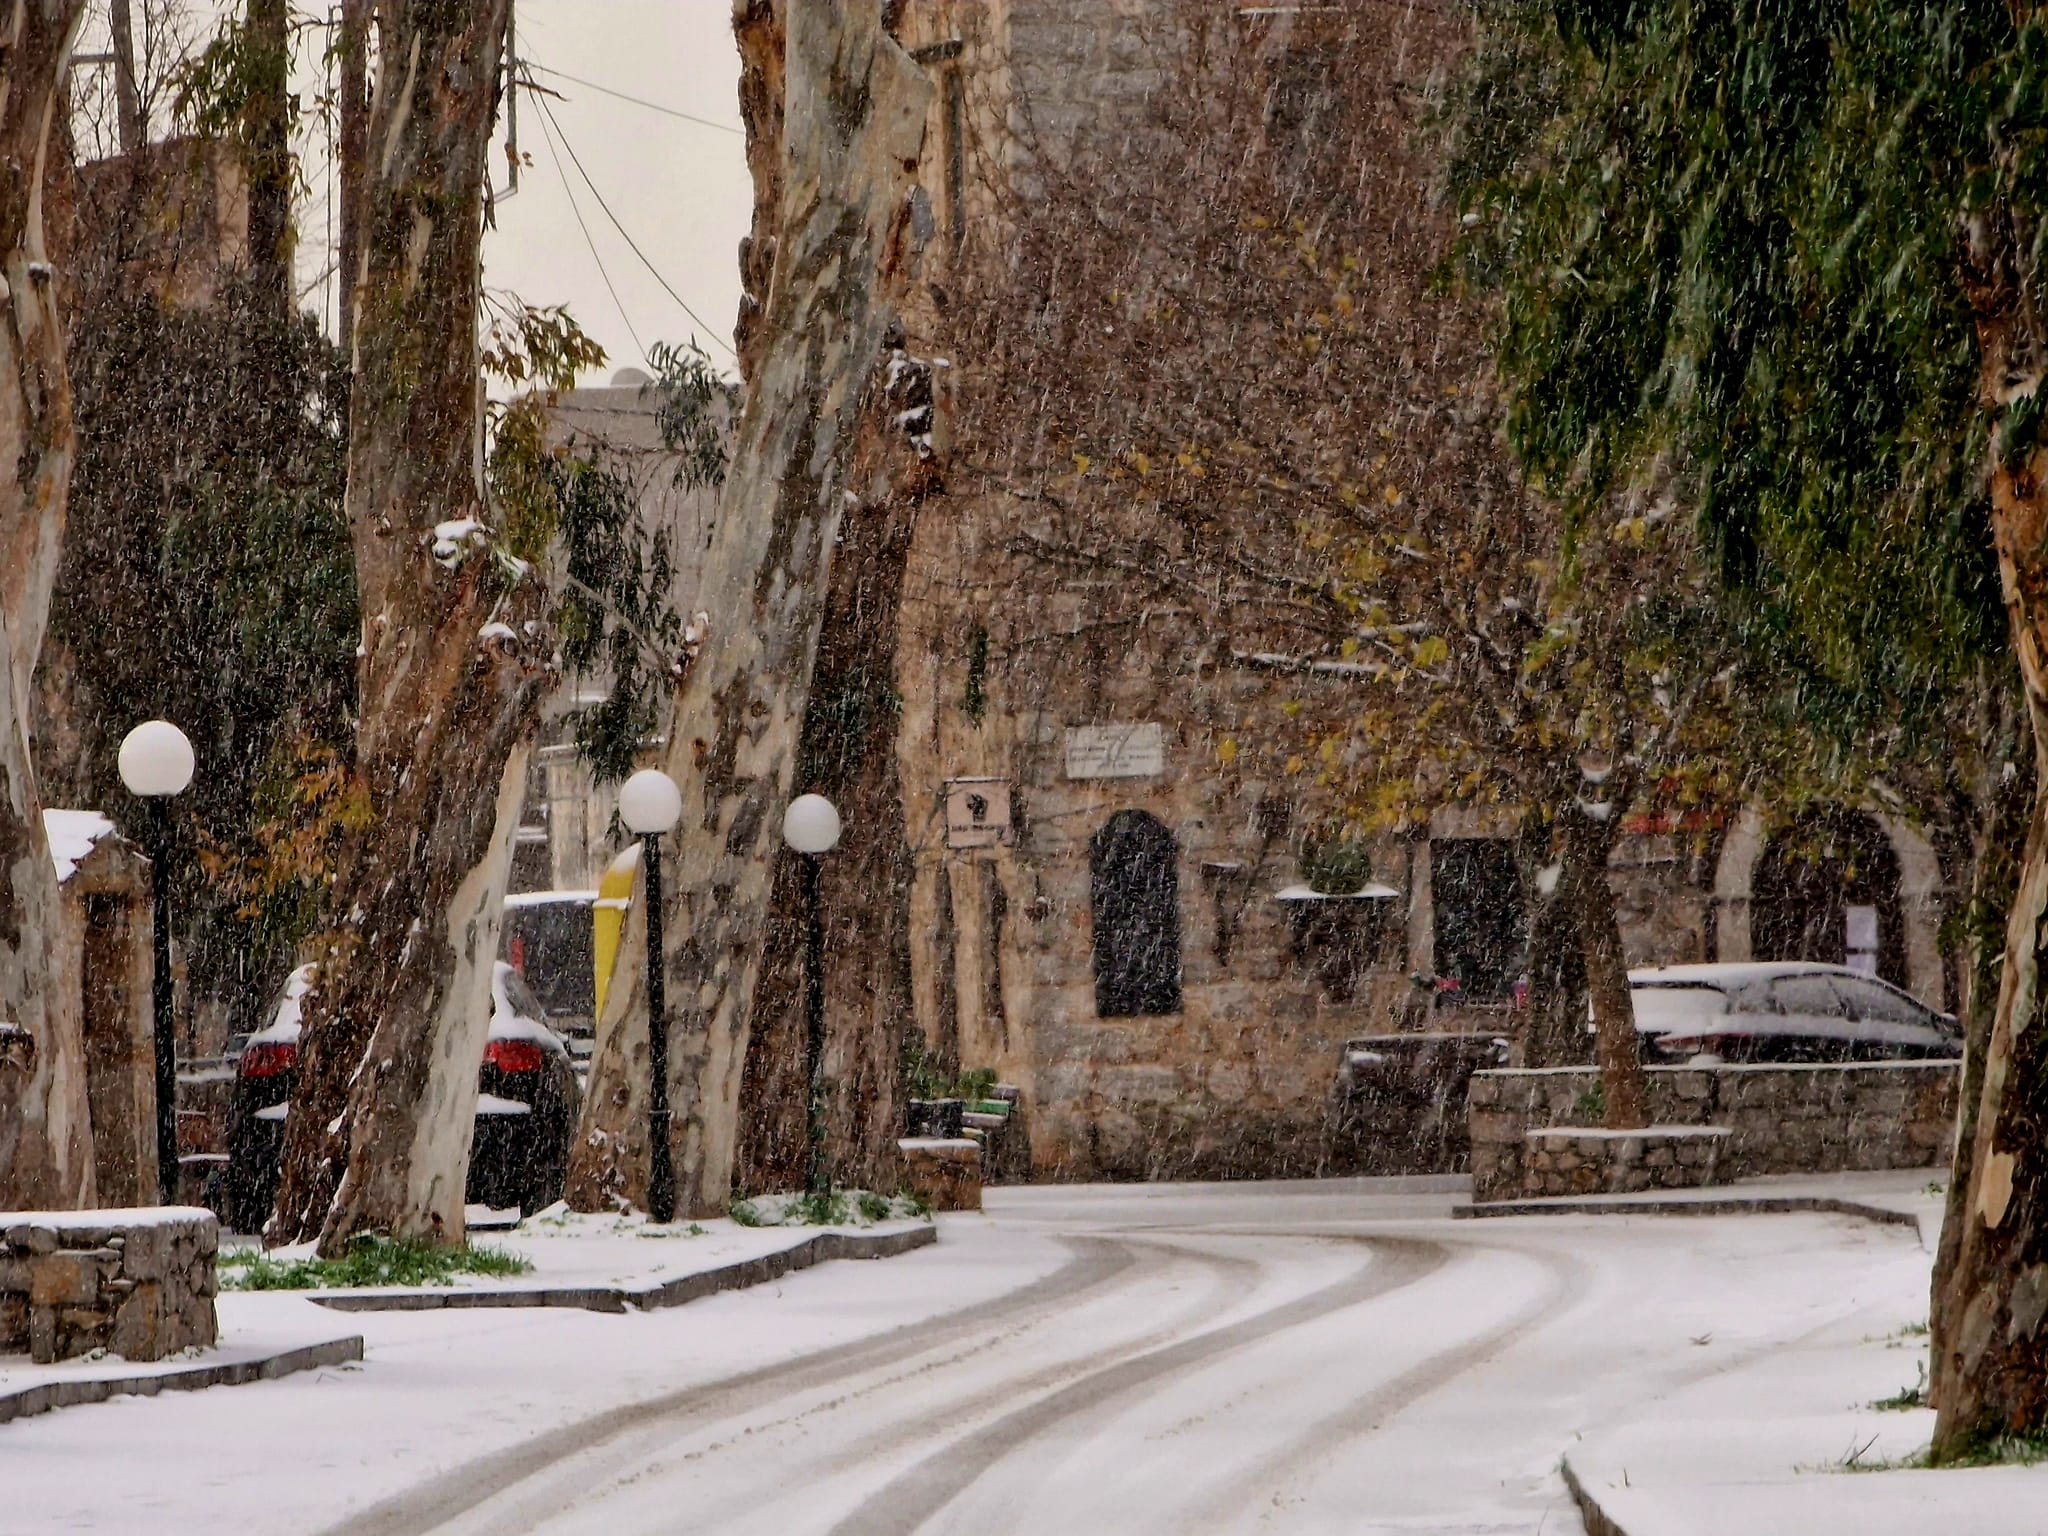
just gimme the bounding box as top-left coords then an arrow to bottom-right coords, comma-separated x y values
0,1328 -> 363,1427
1561,1455 -> 1632,1536
306,1223 -> 937,1314
1458,1194 -> 1920,1229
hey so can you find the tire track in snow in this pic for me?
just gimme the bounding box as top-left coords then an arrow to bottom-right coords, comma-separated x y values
651,1233 -> 1271,1533
322,1235 -> 1142,1536
1223,1238 -> 1584,1529
825,1236 -> 1452,1536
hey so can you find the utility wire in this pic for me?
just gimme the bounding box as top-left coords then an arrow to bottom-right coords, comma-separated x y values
521,58 -> 744,136
522,72 -> 739,362
529,90 -> 649,367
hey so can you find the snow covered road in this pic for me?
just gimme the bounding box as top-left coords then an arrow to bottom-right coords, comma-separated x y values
2,1178 -> 1933,1535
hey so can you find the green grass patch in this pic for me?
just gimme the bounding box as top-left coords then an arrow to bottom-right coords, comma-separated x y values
217,1233 -> 532,1291
1871,1364 -> 1928,1411
729,1188 -> 930,1228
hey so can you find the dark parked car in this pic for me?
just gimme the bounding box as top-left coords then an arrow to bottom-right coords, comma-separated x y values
1626,962 -> 1962,1065
224,961 -> 582,1233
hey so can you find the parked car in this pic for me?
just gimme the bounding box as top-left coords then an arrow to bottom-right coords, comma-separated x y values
1625,962 -> 1962,1064
223,961 -> 582,1233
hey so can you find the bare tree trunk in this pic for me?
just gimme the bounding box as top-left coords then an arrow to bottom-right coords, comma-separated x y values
649,1 -> 928,1218
335,0 -> 368,357
1931,678 -> 2032,1414
1561,761 -> 1649,1128
737,442 -> 932,1197
1517,804 -> 1588,1068
106,0 -> 140,156
244,0 -> 291,314
272,0 -> 546,1253
0,0 -> 93,1212
1933,213 -> 2048,1452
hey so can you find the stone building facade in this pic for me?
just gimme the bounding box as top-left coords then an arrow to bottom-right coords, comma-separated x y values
871,0 -> 1953,1182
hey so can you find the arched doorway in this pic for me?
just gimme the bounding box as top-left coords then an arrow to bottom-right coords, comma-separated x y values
1752,809 -> 1905,985
1092,811 -> 1183,1017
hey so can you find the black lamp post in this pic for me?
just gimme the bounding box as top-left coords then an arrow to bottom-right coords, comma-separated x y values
781,793 -> 841,1198
618,768 -> 683,1223
118,719 -> 194,1205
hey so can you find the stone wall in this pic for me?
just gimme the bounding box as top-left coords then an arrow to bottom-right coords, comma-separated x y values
0,1206 -> 218,1363
1467,1062 -> 1957,1203
1520,1126 -> 1729,1198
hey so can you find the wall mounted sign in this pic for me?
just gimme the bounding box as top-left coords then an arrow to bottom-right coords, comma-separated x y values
1064,723 -> 1164,780
946,777 -> 1014,849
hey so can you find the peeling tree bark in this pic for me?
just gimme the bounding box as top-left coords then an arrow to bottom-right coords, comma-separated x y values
0,0 -> 93,1212
632,2 -> 927,1218
1934,207 -> 2048,1452
272,0 -> 550,1254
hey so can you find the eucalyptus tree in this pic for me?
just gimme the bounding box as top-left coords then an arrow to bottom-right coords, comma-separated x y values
1446,0 -> 2039,1457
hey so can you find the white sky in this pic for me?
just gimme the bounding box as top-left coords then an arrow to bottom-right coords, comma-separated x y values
486,2 -> 752,382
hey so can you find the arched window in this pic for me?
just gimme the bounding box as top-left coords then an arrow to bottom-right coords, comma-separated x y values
1092,811 -> 1183,1017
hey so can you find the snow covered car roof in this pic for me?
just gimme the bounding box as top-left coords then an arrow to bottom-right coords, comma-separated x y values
244,961 -> 565,1056
1623,961 -> 1958,1054
1626,961 -> 1874,989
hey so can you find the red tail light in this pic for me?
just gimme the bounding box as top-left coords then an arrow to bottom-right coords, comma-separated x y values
485,1039 -> 546,1073
240,1041 -> 298,1078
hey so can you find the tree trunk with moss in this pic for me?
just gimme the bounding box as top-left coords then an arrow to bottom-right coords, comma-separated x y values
272,0 -> 550,1253
1934,205 -> 2048,1453
640,1 -> 927,1218
0,0 -> 94,1212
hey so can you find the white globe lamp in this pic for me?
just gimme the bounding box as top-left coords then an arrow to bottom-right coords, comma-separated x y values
118,720 -> 195,798
618,769 -> 682,837
782,793 -> 842,855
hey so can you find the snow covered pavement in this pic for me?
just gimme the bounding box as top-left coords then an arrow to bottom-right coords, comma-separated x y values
0,1177 -> 1948,1534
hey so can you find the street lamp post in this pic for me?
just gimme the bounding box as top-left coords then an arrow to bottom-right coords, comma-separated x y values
781,793 -> 841,1199
618,768 -> 683,1223
117,720 -> 195,1205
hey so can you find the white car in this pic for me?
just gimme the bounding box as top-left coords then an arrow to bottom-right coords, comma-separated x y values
1626,962 -> 1961,1064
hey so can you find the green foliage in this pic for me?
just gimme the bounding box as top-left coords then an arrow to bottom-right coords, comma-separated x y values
1871,1363 -> 1930,1410
1447,0 -> 2014,744
170,8 -> 295,159
901,1033 -> 999,1103
485,328 -> 733,786
217,1234 -> 531,1290
647,340 -> 740,491
727,1189 -> 929,1227
1300,827 -> 1375,895
56,281 -> 356,1007
963,625 -> 991,726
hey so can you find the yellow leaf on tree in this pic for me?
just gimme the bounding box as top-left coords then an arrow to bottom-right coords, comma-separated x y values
1073,452 -> 1091,474
1413,635 -> 1449,668
1217,736 -> 1239,765
1132,451 -> 1151,476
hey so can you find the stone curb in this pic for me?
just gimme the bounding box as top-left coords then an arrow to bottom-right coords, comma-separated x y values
1560,1455 -> 1630,1536
307,1222 -> 938,1314
0,1333 -> 365,1427
1454,1195 -> 1920,1229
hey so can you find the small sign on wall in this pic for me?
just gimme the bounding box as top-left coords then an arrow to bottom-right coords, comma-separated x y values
946,777 -> 1014,849
1064,723 -> 1164,780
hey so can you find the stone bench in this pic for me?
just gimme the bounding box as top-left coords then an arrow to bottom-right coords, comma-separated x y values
897,1138 -> 982,1212
0,1206 -> 219,1364
1520,1126 -> 1731,1198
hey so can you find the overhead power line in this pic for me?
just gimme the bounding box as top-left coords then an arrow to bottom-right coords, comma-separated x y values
528,88 -> 649,367
521,59 -> 745,137
521,71 -> 739,362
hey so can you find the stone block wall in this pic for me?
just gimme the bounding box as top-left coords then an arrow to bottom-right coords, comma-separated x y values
1520,1127 -> 1730,1198
897,1138 -> 983,1212
1468,1062 -> 1956,1203
0,1207 -> 218,1363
